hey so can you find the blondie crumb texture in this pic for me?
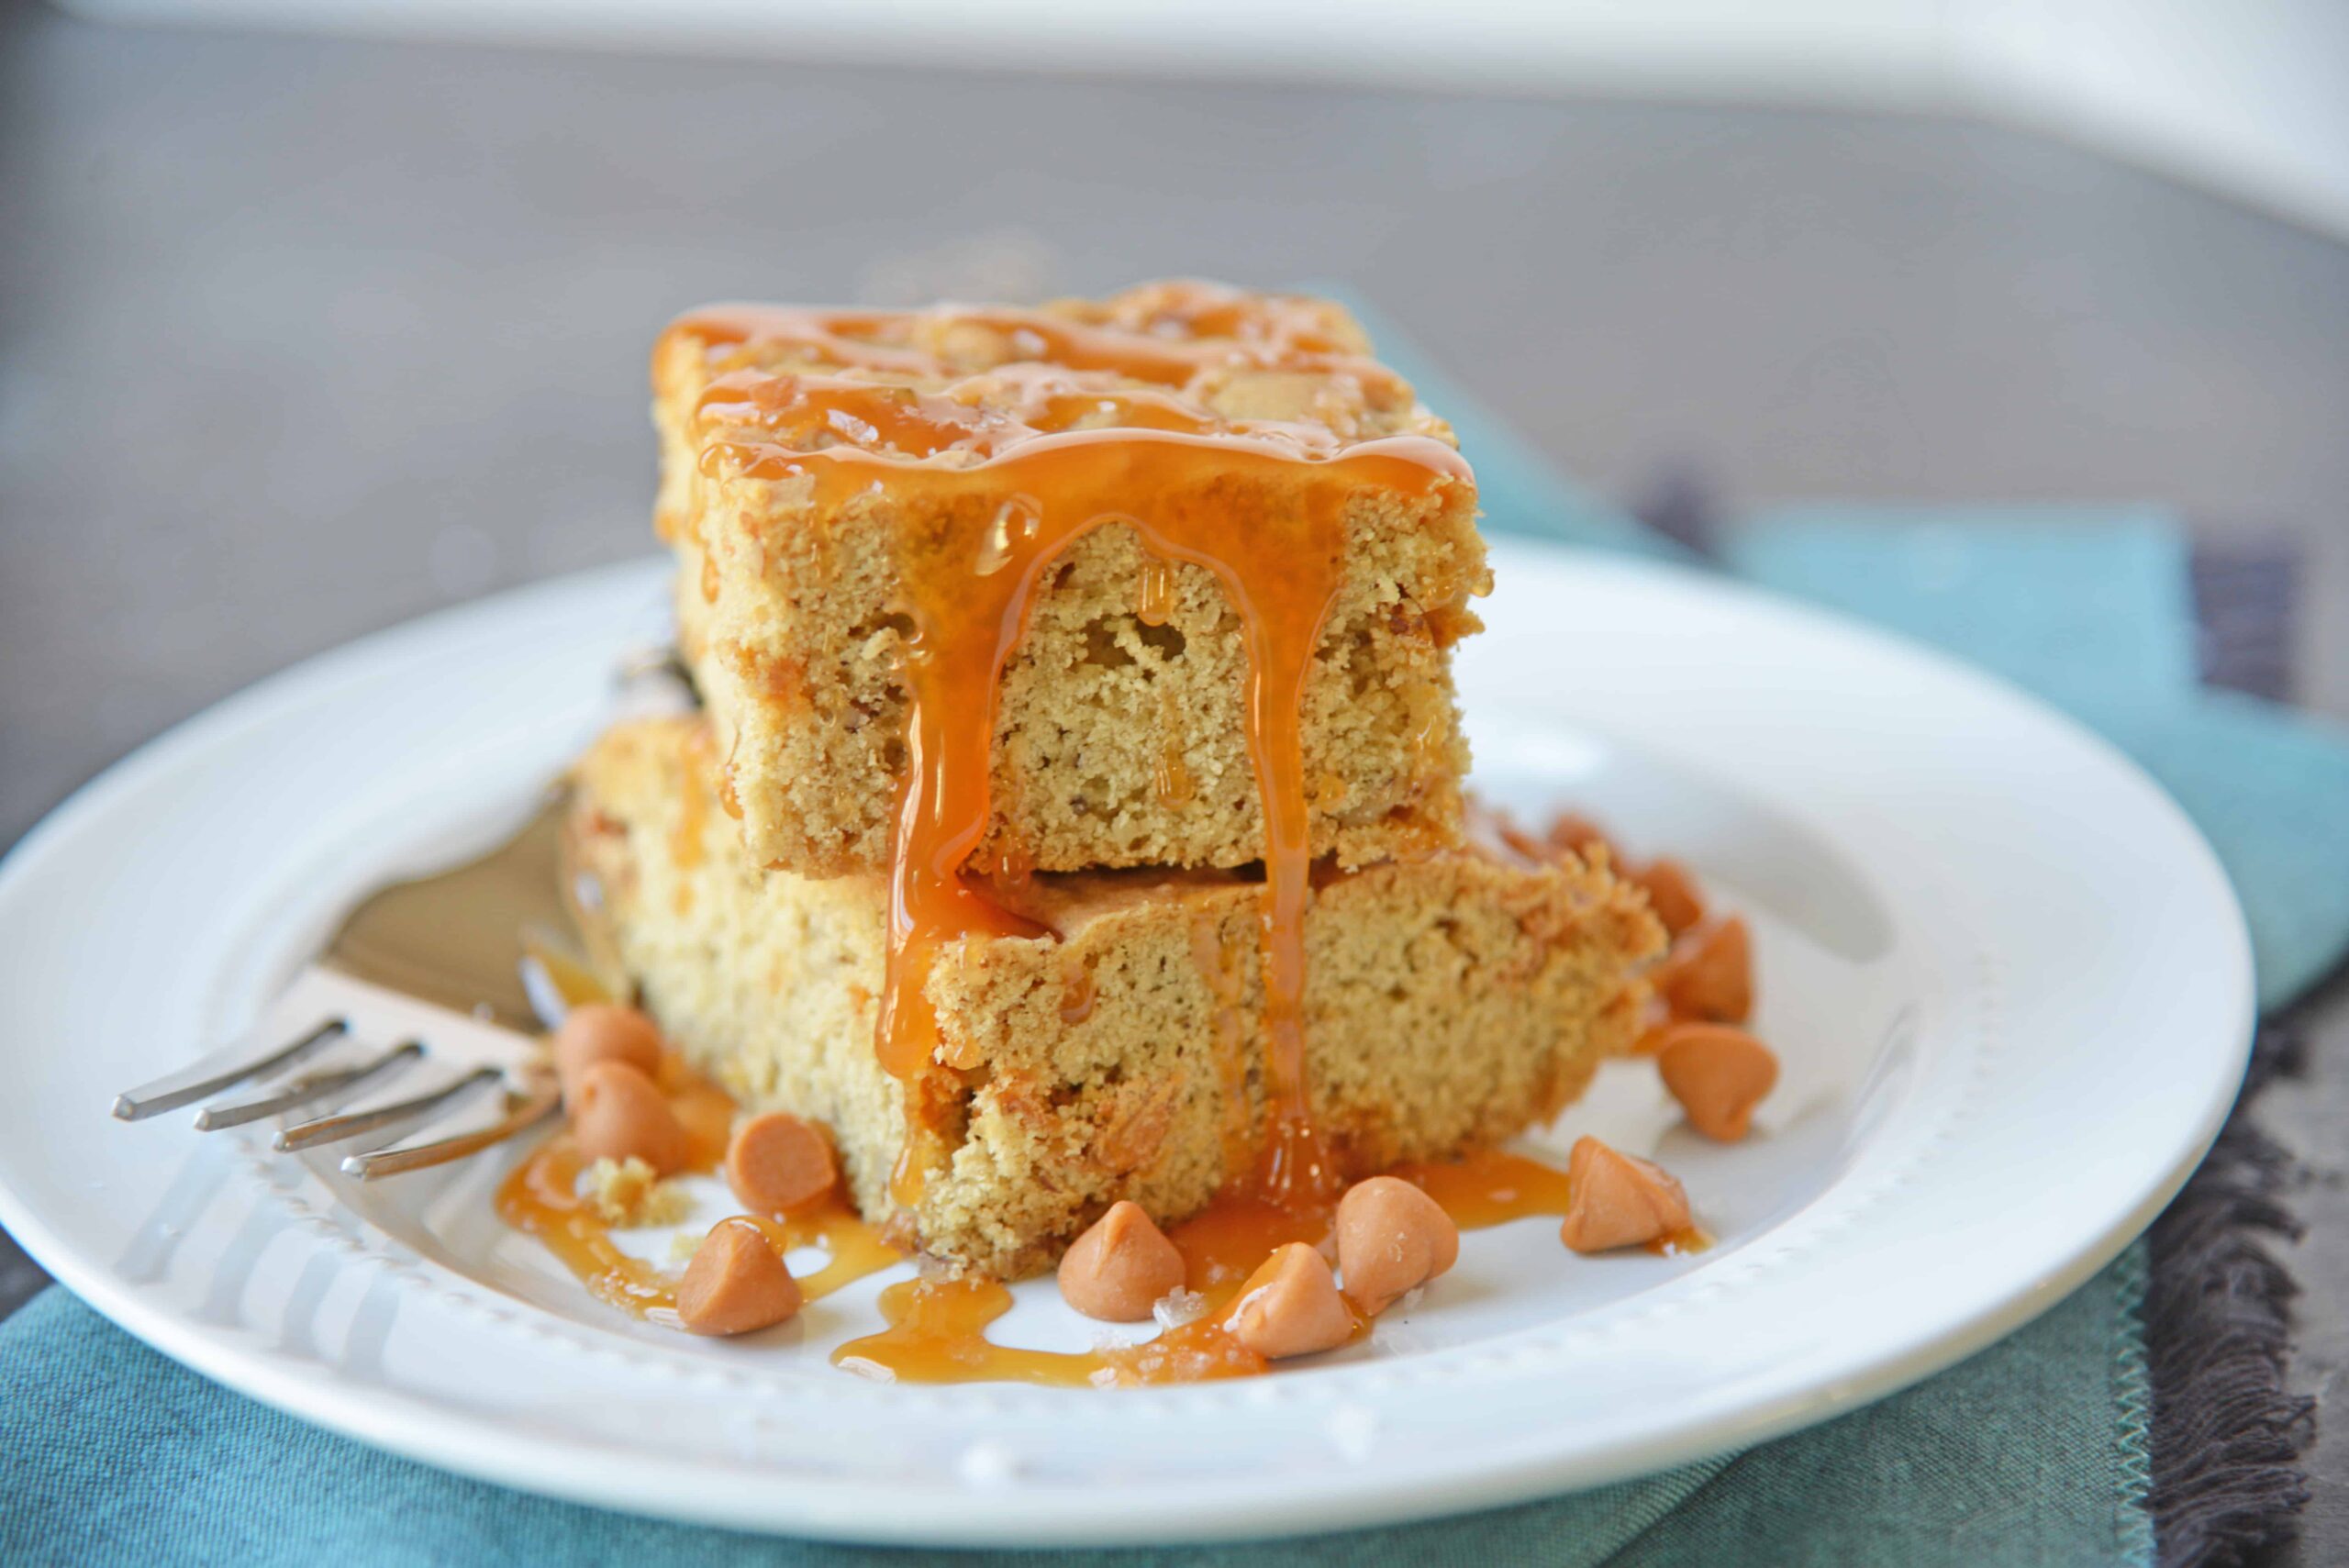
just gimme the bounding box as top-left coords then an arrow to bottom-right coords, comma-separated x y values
652,281 -> 1489,876
568,717 -> 1664,1279
584,1156 -> 691,1229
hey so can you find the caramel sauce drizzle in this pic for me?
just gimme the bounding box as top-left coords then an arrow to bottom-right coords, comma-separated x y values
494,998 -> 1696,1382
1150,731 -> 1197,809
502,1097 -> 1701,1386
1395,1149 -> 1712,1258
834,1190 -> 1353,1388
1135,554 -> 1177,626
668,286 -> 1471,1213
494,1052 -> 906,1317
829,1146 -> 1704,1389
833,1275 -> 1273,1388
670,288 -> 1398,404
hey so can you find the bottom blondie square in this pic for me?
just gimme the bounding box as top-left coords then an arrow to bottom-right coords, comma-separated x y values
566,717 -> 1664,1279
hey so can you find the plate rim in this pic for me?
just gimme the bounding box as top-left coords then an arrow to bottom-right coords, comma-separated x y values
0,543 -> 2254,1546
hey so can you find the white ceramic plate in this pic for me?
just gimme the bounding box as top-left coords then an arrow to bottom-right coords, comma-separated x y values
0,541 -> 2252,1547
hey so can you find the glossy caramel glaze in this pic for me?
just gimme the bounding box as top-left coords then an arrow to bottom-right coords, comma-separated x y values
1396,1148 -> 1711,1257
827,1143 -> 1703,1387
833,1274 -> 1273,1388
495,1051 -> 904,1318
498,1049 -> 1700,1381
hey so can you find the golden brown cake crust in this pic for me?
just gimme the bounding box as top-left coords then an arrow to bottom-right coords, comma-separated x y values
568,717 -> 1664,1279
651,281 -> 1489,877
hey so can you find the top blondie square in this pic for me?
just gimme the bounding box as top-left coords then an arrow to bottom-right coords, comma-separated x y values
652,280 -> 1489,877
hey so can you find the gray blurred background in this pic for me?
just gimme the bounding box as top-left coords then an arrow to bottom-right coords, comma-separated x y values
2,0 -> 2345,1556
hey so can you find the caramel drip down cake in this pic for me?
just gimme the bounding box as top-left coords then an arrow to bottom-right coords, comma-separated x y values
568,717 -> 1665,1279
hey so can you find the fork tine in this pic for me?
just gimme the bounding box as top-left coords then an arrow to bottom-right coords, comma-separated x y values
191,1040 -> 425,1131
340,1077 -> 562,1179
273,1065 -> 502,1152
112,1018 -> 349,1122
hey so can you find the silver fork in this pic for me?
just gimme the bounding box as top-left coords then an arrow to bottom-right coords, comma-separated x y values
110,790 -> 591,1178
111,646 -> 690,1176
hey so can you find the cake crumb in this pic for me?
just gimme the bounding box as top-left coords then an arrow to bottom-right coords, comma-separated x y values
584,1156 -> 691,1227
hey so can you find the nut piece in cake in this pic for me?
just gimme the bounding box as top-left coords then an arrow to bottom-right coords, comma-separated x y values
564,716 -> 1664,1280
651,280 -> 1488,877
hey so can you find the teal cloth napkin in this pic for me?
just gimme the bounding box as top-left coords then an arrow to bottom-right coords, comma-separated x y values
9,313 -> 2349,1566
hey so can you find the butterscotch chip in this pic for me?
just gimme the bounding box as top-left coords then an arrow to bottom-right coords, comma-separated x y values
726,1112 -> 839,1215
1630,859 -> 1705,939
1559,1136 -> 1691,1253
675,1218 -> 802,1335
1228,1243 -> 1354,1359
1658,916 -> 1753,1024
1657,1026 -> 1778,1142
1335,1176 -> 1458,1316
1057,1201 -> 1186,1322
552,1003 -> 663,1101
571,1061 -> 688,1174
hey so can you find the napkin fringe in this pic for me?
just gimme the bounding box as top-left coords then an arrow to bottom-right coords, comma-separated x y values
2146,1022 -> 2315,1568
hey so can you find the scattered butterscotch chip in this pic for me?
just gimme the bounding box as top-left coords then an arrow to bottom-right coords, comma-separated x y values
584,1155 -> 691,1227
1228,1243 -> 1355,1359
1631,858 -> 1705,938
1058,1201 -> 1186,1322
675,1218 -> 802,1335
726,1111 -> 839,1215
571,1060 -> 689,1174
1657,1025 -> 1778,1142
1658,915 -> 1753,1024
1559,1136 -> 1692,1254
1334,1175 -> 1459,1316
552,1003 -> 664,1101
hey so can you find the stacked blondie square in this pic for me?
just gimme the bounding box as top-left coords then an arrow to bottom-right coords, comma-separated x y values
568,282 -> 1664,1277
